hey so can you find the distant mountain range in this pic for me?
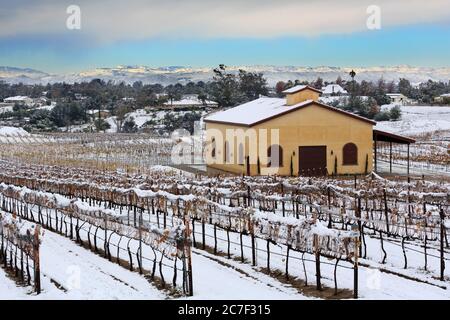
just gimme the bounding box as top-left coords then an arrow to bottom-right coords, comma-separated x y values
1,65 -> 450,86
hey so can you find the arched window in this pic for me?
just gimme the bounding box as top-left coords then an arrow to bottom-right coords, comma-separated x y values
224,141 -> 230,163
267,145 -> 283,167
343,143 -> 358,165
238,143 -> 244,165
211,138 -> 216,158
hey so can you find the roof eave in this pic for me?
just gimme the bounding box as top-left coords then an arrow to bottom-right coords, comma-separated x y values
205,100 -> 376,127
282,85 -> 323,95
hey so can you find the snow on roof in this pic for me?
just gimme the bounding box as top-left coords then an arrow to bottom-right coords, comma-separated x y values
386,93 -> 403,96
321,84 -> 348,95
282,85 -> 322,94
204,97 -> 317,126
439,93 -> 450,97
205,97 -> 376,126
164,97 -> 218,106
3,96 -> 31,101
0,105 -> 14,114
87,109 -> 110,114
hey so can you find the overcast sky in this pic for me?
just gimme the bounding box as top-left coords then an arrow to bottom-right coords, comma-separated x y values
0,0 -> 449,72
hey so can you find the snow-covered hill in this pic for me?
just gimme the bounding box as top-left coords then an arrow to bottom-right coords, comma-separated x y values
0,66 -> 51,84
2,65 -> 450,85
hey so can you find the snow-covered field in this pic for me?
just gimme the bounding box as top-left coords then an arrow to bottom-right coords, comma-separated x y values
0,211 -> 306,300
376,105 -> 450,136
373,105 -> 449,176
0,126 -> 30,136
2,208 -> 449,300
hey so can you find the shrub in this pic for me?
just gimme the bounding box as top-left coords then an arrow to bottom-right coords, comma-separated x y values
374,111 -> 391,121
389,106 -> 402,121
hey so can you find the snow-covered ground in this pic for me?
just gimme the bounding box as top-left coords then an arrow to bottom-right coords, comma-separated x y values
376,105 -> 450,136
2,198 -> 449,300
0,224 -> 166,300
1,106 -> 449,300
64,108 -> 207,133
0,126 -> 30,136
0,268 -> 31,299
0,211 -> 307,300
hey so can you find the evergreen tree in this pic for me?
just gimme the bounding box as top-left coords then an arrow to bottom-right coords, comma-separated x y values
122,117 -> 138,133
398,78 -> 413,97
389,106 -> 402,121
94,118 -> 111,132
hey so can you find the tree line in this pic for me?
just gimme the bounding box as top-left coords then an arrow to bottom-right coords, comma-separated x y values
1,66 -> 448,132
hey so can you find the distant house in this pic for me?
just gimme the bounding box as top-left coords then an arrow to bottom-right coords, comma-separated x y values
87,109 -> 110,118
321,84 -> 348,97
434,93 -> 450,104
386,93 -> 414,106
74,93 -> 88,101
34,96 -> 50,106
0,104 -> 14,114
163,96 -> 219,110
3,96 -> 34,106
319,95 -> 369,107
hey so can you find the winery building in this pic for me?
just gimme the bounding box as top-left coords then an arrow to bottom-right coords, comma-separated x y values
204,85 -> 414,176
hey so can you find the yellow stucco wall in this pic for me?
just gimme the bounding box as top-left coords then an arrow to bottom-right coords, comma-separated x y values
286,90 -> 320,105
205,103 -> 374,176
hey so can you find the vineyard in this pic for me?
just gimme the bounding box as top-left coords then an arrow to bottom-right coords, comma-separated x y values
0,143 -> 449,299
0,133 -> 177,174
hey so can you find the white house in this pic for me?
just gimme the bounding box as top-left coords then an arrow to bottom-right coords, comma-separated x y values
434,93 -> 450,104
321,84 -> 348,97
386,93 -> 414,106
3,96 -> 34,106
74,93 -> 88,101
87,109 -> 110,118
163,96 -> 219,110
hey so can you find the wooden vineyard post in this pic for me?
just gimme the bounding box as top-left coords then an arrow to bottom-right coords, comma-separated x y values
183,211 -> 194,296
104,214 -> 108,258
440,208 -> 446,281
383,189 -> 389,234
33,225 -> 41,294
249,222 -> 256,266
202,219 -> 206,250
138,211 -> 143,274
314,234 -> 321,291
327,187 -> 332,228
353,236 -> 359,299
357,197 -> 362,257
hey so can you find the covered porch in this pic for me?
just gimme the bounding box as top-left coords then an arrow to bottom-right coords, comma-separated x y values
373,129 -> 416,176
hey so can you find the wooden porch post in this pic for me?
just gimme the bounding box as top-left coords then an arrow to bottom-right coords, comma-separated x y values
374,135 -> 378,173
389,142 -> 392,174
